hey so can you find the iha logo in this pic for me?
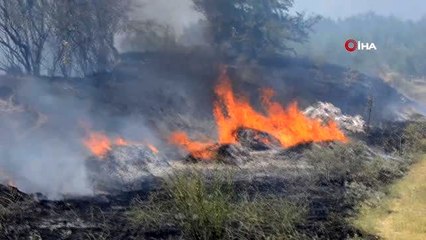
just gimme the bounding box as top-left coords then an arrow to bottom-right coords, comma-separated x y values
345,39 -> 377,52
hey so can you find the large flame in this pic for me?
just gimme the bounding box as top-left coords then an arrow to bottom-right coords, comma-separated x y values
170,69 -> 347,159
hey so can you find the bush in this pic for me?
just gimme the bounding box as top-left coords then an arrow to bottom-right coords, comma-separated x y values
128,170 -> 307,240
229,196 -> 306,239
307,142 -> 407,188
403,121 -> 426,154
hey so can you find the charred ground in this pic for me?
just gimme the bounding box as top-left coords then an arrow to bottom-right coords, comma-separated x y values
0,51 -> 425,239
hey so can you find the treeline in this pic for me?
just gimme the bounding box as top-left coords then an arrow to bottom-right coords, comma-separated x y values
0,0 -> 317,77
296,13 -> 426,78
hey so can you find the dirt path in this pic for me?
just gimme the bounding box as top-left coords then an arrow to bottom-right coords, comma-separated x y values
355,155 -> 426,240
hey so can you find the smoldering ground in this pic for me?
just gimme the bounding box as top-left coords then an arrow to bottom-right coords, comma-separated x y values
0,76 -> 164,198
0,0 -> 423,199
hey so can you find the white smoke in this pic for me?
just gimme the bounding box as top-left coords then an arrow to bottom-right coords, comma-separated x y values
131,0 -> 202,35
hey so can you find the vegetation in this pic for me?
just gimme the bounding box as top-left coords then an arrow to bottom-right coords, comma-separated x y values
353,121 -> 426,239
193,0 -> 319,59
0,0 -> 129,76
128,171 -> 307,240
0,186 -> 32,234
296,13 -> 426,78
307,142 -> 403,189
128,121 -> 426,239
402,121 -> 426,154
353,155 -> 426,240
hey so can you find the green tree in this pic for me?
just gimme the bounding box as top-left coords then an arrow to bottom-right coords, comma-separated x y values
193,0 -> 319,59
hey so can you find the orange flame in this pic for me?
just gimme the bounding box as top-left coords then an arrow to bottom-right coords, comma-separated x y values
169,132 -> 215,159
83,130 -> 159,157
83,131 -> 113,157
115,137 -> 129,146
148,144 -> 159,154
83,132 -> 132,157
170,69 -> 347,159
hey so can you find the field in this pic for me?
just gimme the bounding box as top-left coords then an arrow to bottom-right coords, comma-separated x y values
354,155 -> 426,240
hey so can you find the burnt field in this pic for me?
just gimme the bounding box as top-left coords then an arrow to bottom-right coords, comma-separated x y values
0,121 -> 425,239
0,51 -> 425,239
0,1 -> 425,238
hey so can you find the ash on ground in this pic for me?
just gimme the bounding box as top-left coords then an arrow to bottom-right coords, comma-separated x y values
304,102 -> 366,133
86,144 -> 167,193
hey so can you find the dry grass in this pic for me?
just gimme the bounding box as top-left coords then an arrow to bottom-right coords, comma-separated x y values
128,170 -> 307,240
353,155 -> 426,240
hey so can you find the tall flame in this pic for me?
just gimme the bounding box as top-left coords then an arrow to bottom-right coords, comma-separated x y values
170,69 -> 347,159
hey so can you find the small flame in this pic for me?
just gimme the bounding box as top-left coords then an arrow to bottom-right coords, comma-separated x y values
83,130 -> 159,158
148,144 -> 159,154
169,132 -> 215,159
170,68 -> 347,159
83,132 -> 131,157
83,131 -> 113,157
115,137 -> 129,146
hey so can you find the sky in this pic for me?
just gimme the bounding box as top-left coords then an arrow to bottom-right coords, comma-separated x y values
293,0 -> 426,21
131,0 -> 426,36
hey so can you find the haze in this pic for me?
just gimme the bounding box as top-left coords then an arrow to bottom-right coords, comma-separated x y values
294,0 -> 426,20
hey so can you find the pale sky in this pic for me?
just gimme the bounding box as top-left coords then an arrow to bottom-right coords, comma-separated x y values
293,0 -> 426,21
131,0 -> 426,36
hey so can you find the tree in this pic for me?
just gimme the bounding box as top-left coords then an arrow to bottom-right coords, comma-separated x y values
0,0 -> 52,76
193,0 -> 319,59
49,0 -> 129,77
0,0 -> 129,77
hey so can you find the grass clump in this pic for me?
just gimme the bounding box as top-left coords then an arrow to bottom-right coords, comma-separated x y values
229,196 -> 306,240
0,187 -> 33,234
307,142 -> 401,188
128,170 -> 307,240
402,121 -> 426,155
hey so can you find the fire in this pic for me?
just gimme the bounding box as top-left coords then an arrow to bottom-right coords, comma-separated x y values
115,137 -> 129,146
169,132 -> 215,159
83,131 -> 113,157
83,131 -> 132,157
83,130 -> 159,157
170,68 -> 347,159
148,144 -> 159,154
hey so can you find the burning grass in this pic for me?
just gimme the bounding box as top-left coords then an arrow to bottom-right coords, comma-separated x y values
83,131 -> 126,157
169,68 -> 347,160
83,129 -> 159,159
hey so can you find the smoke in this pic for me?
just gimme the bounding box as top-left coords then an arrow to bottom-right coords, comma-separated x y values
0,78 -> 90,198
131,0 -> 202,35
0,76 -> 161,198
116,0 -> 206,52
294,0 -> 426,21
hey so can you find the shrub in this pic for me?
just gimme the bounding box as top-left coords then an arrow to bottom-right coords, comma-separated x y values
128,170 -> 307,240
402,121 -> 426,154
229,196 -> 307,240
